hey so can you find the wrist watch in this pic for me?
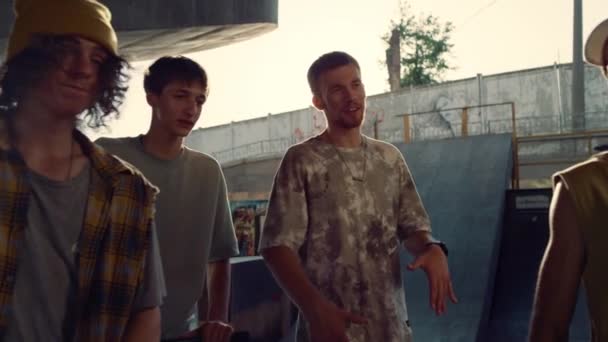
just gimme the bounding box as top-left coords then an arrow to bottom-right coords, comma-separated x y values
426,238 -> 448,257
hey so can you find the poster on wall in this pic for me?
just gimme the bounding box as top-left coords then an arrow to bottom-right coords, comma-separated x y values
231,200 -> 268,257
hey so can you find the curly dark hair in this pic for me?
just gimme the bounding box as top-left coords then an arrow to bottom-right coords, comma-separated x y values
0,34 -> 130,129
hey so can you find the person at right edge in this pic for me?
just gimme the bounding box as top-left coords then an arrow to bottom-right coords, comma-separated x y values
259,51 -> 457,342
529,18 -> 608,342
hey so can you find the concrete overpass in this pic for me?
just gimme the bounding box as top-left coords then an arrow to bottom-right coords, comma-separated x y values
1,0 -> 279,61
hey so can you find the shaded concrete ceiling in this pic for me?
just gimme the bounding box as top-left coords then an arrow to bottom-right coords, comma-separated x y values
0,0 -> 278,62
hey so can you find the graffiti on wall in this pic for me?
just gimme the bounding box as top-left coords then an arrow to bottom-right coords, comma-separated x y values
362,107 -> 385,138
410,94 -> 482,140
293,108 -> 326,142
293,107 -> 389,142
293,128 -> 305,142
192,65 -> 608,163
312,109 -> 326,134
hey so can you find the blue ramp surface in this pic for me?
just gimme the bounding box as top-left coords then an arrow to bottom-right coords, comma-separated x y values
394,134 -> 513,342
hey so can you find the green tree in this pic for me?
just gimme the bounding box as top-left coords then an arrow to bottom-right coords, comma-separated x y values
384,2 -> 454,89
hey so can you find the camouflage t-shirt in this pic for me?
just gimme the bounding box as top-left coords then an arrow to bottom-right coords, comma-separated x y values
259,134 -> 431,342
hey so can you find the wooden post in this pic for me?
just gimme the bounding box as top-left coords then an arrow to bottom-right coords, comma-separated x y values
373,121 -> 379,140
403,115 -> 411,143
461,107 -> 469,137
511,103 -> 520,189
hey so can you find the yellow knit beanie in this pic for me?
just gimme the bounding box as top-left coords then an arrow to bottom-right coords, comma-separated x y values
6,0 -> 118,61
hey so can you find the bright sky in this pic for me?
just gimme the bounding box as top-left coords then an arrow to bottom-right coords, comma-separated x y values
88,0 -> 606,139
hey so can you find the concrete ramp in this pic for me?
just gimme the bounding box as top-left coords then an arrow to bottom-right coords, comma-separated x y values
394,134 -> 513,342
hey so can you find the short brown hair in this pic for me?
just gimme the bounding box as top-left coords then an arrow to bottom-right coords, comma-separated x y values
143,56 -> 208,95
307,51 -> 360,95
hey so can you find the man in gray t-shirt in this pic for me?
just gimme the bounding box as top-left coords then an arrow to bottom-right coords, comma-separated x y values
97,56 -> 239,342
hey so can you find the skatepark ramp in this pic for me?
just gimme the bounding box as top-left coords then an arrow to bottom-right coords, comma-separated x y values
395,134 -> 512,342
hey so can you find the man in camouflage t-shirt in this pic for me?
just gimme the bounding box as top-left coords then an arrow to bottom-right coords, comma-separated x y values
259,51 -> 457,342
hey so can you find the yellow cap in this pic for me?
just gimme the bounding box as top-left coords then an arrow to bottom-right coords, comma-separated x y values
585,18 -> 608,67
6,0 -> 118,61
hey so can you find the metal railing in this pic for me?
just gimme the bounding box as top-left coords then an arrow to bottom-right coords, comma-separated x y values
517,129 -> 608,165
212,137 -> 296,165
397,105 -> 608,188
397,102 -> 518,143
212,105 -> 608,189
398,102 -> 520,187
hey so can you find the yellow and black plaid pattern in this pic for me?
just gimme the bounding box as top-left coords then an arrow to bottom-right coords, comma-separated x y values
0,130 -> 158,341
0,147 -> 29,332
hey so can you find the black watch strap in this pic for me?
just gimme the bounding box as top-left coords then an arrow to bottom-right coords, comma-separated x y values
426,240 -> 448,257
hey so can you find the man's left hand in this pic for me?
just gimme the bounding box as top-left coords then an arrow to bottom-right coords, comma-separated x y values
178,321 -> 234,342
407,244 -> 458,315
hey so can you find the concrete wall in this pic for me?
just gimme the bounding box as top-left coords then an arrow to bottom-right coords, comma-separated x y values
187,63 -> 608,165
223,157 -> 281,193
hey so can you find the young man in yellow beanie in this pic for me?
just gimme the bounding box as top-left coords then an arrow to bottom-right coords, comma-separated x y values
0,0 -> 165,341
529,18 -> 608,342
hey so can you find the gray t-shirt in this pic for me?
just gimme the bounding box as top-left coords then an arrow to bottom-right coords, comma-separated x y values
96,136 -> 239,338
259,135 -> 431,342
5,163 -> 165,341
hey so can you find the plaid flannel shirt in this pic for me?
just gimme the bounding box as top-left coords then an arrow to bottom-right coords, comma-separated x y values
0,129 -> 158,341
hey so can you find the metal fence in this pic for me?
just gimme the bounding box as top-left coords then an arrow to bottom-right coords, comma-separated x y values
212,106 -> 608,171
213,137 -> 295,165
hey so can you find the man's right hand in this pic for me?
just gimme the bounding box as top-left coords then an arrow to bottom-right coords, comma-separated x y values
261,246 -> 367,341
306,298 -> 368,342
